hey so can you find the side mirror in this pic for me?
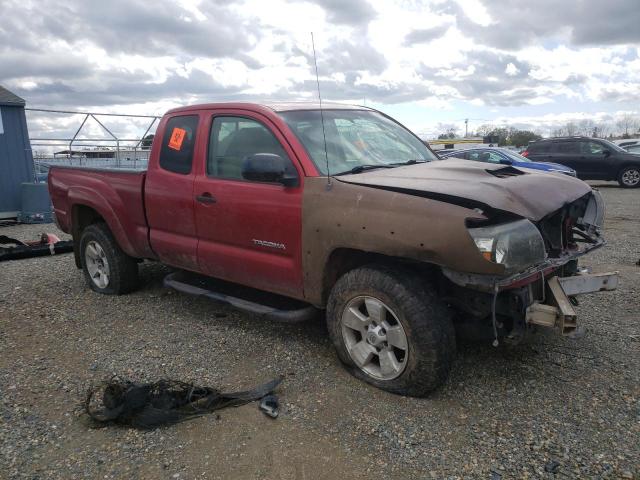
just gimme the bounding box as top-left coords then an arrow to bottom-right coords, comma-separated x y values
602,149 -> 611,157
241,153 -> 299,187
499,158 -> 512,165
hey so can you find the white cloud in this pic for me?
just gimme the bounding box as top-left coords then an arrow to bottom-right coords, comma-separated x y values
1,0 -> 639,142
505,62 -> 519,76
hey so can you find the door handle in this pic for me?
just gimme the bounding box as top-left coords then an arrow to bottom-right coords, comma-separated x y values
196,193 -> 216,204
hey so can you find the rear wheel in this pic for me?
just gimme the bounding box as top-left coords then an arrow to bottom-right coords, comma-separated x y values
326,265 -> 455,397
618,166 -> 640,188
79,223 -> 139,294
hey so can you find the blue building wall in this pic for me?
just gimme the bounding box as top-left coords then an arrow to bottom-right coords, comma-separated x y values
0,104 -> 34,218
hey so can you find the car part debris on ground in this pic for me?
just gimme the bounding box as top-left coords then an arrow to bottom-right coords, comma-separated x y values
0,232 -> 73,261
85,376 -> 283,429
259,394 -> 279,418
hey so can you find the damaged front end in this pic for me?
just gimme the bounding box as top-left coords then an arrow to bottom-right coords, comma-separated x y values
443,190 -> 618,343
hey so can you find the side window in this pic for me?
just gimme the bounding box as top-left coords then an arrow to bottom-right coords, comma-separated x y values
208,116 -> 297,181
486,151 -> 504,163
557,142 -> 579,154
159,115 -> 199,174
581,141 -> 604,155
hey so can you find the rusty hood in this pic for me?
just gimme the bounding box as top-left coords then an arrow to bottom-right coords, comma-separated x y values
336,159 -> 592,221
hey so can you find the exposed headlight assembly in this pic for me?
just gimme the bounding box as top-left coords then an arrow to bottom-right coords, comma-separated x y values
468,219 -> 547,274
580,190 -> 605,233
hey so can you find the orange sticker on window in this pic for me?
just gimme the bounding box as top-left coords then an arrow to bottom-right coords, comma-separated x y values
168,127 -> 186,151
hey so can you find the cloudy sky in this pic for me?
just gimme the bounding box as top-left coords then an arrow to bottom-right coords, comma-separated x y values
1,0 -> 639,144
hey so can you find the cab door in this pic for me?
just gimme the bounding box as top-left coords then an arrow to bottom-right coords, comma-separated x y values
145,114 -> 201,270
192,111 -> 304,299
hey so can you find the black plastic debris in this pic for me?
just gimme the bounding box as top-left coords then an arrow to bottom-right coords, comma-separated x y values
85,376 -> 283,429
0,233 -> 73,261
259,394 -> 279,418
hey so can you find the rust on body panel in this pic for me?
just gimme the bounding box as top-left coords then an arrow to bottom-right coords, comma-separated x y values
301,177 -> 503,306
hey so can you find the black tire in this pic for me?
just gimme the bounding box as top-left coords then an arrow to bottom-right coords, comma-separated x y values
326,265 -> 455,397
79,223 -> 139,295
617,165 -> 640,188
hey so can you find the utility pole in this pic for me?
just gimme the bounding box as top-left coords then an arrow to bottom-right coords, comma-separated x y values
465,118 -> 469,138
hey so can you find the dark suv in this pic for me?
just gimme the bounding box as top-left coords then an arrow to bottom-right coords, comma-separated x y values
522,137 -> 640,188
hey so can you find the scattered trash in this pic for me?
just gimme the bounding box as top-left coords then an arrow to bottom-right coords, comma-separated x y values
0,233 -> 73,261
85,375 -> 283,429
259,394 -> 279,418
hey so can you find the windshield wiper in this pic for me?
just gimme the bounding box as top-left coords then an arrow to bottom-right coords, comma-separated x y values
335,160 -> 427,176
388,159 -> 426,166
334,164 -> 396,175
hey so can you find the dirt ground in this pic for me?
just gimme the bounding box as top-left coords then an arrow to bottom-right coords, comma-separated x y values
0,182 -> 638,479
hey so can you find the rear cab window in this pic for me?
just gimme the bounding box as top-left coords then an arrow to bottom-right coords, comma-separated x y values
159,115 -> 199,174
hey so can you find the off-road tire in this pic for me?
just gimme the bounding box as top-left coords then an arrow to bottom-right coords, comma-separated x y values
617,165 -> 640,188
326,265 -> 455,397
79,223 -> 139,295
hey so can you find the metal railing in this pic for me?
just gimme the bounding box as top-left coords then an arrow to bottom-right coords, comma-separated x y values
26,108 -> 161,178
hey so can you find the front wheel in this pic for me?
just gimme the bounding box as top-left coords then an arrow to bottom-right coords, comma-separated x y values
618,166 -> 640,188
79,223 -> 139,295
326,265 -> 455,397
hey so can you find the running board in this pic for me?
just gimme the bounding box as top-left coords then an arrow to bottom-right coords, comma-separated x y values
163,271 -> 318,323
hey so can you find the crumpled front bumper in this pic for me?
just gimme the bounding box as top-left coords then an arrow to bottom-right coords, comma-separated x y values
525,271 -> 618,336
442,237 -> 618,339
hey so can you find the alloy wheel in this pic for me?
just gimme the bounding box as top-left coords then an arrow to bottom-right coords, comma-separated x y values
85,240 -> 110,289
341,296 -> 408,380
621,168 -> 640,187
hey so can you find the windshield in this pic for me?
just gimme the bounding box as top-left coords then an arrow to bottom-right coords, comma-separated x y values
279,109 -> 437,175
500,149 -> 531,163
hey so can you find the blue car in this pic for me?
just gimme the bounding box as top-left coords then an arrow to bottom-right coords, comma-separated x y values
438,147 -> 576,176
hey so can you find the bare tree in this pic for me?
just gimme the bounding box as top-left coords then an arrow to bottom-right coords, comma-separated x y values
593,122 -> 612,138
577,119 -> 595,137
565,122 -> 578,136
475,124 -> 495,137
616,113 -> 640,137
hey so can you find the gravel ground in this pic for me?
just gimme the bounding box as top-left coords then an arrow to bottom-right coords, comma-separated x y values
0,182 -> 638,479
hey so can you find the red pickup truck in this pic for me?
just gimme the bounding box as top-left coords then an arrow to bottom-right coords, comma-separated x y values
49,102 -> 617,396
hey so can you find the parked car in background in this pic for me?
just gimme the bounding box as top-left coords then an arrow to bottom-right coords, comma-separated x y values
613,138 -> 640,149
438,147 -> 576,176
623,144 -> 640,155
522,137 -> 640,188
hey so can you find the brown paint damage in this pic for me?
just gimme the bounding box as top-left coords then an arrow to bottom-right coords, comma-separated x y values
301,177 -> 503,306
301,160 -> 596,307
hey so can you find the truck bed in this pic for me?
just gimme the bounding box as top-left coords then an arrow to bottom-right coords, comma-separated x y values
49,166 -> 154,259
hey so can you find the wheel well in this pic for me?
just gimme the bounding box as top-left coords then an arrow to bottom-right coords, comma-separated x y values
71,205 -> 105,268
619,163 -> 640,172
321,248 -> 438,304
